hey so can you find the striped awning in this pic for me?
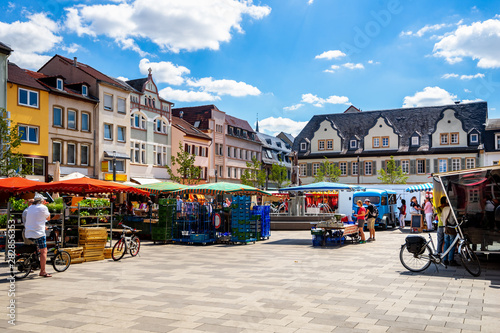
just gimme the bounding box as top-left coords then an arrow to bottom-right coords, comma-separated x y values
405,183 -> 433,193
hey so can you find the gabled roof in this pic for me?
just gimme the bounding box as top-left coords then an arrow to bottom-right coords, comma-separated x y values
172,105 -> 221,130
225,114 -> 254,133
486,118 -> 500,131
278,132 -> 294,145
172,116 -> 211,140
8,62 -> 48,91
126,78 -> 148,92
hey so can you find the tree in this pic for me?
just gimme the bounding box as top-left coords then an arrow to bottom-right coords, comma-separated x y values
241,156 -> 266,188
377,156 -> 408,184
166,142 -> 201,185
314,157 -> 341,183
0,109 -> 30,177
270,163 -> 290,189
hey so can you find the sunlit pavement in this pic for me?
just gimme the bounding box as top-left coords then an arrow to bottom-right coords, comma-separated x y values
2,228 -> 500,332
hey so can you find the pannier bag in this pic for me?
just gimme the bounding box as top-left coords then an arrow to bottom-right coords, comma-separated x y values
405,235 -> 427,255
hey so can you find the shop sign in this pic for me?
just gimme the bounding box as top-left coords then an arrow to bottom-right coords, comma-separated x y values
101,161 -> 109,172
104,174 -> 127,181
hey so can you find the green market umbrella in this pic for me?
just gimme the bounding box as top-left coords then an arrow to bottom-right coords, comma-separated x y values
172,182 -> 270,197
137,181 -> 188,195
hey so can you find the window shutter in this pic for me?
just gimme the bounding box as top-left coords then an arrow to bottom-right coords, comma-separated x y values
333,162 -> 339,168
476,157 -> 480,168
382,160 -> 386,171
306,163 -> 312,177
372,161 -> 377,175
433,159 -> 438,173
461,158 -> 465,170
426,159 -> 430,174
395,160 -> 400,168
347,162 -> 351,176
360,162 -> 364,176
448,158 -> 452,171
410,160 -> 416,174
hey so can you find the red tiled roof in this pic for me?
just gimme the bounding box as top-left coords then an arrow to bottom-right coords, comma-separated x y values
172,116 -> 211,140
8,62 -> 48,91
225,114 -> 255,133
172,105 -> 220,130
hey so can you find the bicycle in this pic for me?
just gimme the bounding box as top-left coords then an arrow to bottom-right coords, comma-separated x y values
11,225 -> 72,279
400,215 -> 481,277
111,223 -> 140,261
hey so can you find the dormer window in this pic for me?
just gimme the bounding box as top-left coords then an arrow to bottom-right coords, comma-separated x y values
56,78 -> 63,91
470,133 -> 478,144
82,85 -> 88,97
411,136 -> 419,146
300,142 -> 307,151
350,140 -> 357,149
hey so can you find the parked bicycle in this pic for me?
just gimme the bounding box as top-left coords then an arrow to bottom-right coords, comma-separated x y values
112,223 -> 140,261
12,225 -> 71,279
400,215 -> 481,277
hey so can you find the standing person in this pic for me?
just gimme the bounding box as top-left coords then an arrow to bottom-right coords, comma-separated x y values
398,199 -> 407,228
409,196 -> 421,214
364,199 -> 376,241
435,196 -> 447,254
22,199 -> 35,245
25,193 -> 51,277
176,195 -> 183,217
423,197 -> 434,231
353,200 -> 366,244
441,196 -> 459,266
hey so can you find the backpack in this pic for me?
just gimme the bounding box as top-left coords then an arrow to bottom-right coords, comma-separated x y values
370,204 -> 379,218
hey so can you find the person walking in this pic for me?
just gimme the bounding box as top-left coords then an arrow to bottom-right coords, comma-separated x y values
423,197 -> 434,231
354,200 -> 366,244
25,193 -> 51,277
22,199 -> 35,245
441,196 -> 459,266
365,199 -> 376,241
398,199 -> 406,228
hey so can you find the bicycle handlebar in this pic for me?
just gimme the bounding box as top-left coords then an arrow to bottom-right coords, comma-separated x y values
119,223 -> 137,232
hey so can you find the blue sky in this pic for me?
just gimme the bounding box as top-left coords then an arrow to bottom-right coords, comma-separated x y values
1,0 -> 500,136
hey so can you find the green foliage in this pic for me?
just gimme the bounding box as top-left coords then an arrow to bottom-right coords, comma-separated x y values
0,109 -> 31,177
314,157 -> 341,183
47,202 -> 64,213
377,156 -> 409,184
78,198 -> 110,208
240,156 -> 266,188
270,163 -> 290,189
166,142 -> 201,185
9,197 -> 28,211
0,214 -> 7,228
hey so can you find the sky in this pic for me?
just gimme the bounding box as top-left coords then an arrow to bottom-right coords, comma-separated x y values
1,0 -> 500,137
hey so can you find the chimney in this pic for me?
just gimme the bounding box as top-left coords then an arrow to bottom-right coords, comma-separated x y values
454,100 -> 460,104
73,57 -> 78,67
179,111 -> 184,119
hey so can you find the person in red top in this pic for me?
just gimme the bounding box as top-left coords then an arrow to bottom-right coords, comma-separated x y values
354,200 -> 366,244
399,199 -> 406,228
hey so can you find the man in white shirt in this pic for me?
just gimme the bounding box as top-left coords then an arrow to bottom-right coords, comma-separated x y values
22,199 -> 34,245
25,193 -> 51,277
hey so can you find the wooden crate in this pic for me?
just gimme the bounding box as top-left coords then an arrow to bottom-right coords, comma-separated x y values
71,257 -> 85,264
60,247 -> 84,259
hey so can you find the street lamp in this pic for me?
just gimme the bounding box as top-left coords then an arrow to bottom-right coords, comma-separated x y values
113,150 -> 116,182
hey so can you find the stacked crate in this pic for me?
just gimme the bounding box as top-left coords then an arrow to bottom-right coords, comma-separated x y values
152,198 -> 175,242
79,227 -> 107,262
60,247 -> 84,264
231,196 -> 257,243
251,205 -> 271,240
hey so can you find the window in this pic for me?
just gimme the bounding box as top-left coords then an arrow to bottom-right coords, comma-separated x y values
108,160 -> 124,172
327,140 -> 333,150
401,160 -> 409,174
67,110 -> 76,129
130,142 -> 138,164
104,124 -> 112,140
466,158 -> 475,169
141,143 -> 146,163
300,142 -> 307,151
240,149 -> 243,159
18,125 -> 38,143
373,137 -> 380,148
18,88 -> 38,108
154,145 -> 167,166
219,165 -> 223,178
352,162 -> 358,175
450,133 -> 459,144
104,94 -> 113,111
81,145 -> 89,166
451,158 -> 460,171
67,143 -> 76,165
299,164 -> 306,177
440,133 -> 449,145
227,167 -> 231,178
81,113 -> 90,132
117,126 -> 125,142
340,162 -> 347,176
52,142 -> 61,163
313,163 -> 320,176
318,140 -> 325,151
411,136 -> 419,146
82,85 -> 88,97
53,107 -> 62,127
155,119 -> 167,133
131,113 -> 146,129
365,161 -> 372,175
117,98 -> 126,114
24,158 -> 44,176
56,78 -> 63,90
228,146 -> 231,157
417,160 -> 425,174
438,159 -> 447,173
382,137 -> 389,147
496,134 -> 500,150
470,133 -> 478,144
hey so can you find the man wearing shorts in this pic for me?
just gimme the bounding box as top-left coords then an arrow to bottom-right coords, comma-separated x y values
354,200 -> 366,244
365,199 -> 376,241
25,193 -> 51,277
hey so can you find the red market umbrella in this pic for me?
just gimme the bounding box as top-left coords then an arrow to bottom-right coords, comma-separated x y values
19,177 -> 150,196
0,177 -> 47,194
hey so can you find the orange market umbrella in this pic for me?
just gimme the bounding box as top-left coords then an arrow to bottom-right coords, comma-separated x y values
0,177 -> 47,194
19,177 -> 150,196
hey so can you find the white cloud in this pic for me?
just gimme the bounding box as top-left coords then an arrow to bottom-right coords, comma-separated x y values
258,117 -> 307,137
441,73 -> 459,79
460,73 -> 485,80
139,58 -> 190,85
60,43 -> 80,54
433,18 -> 500,68
324,65 -> 340,73
315,50 -> 346,60
308,0 -> 314,5
159,87 -> 220,102
461,98 -> 483,103
283,104 -> 303,111
117,76 -> 129,82
401,23 -> 449,38
464,88 -> 471,93
342,62 -> 364,70
64,0 -> 271,54
367,60 -> 380,65
403,86 -> 457,108
186,77 -> 261,97
301,93 -> 350,107
0,13 -> 62,69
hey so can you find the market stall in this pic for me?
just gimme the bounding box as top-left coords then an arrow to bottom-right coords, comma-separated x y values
405,183 -> 434,231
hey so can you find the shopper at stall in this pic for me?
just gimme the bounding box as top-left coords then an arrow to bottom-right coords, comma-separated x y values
223,198 -> 232,208
423,197 -> 434,231
398,199 -> 406,228
25,193 -> 51,277
441,196 -> 459,266
435,196 -> 446,254
22,199 -> 34,245
365,199 -> 376,241
409,196 -> 422,214
354,200 -> 366,244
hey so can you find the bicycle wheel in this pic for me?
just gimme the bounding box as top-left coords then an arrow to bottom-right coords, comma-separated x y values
112,239 -> 126,261
400,244 -> 432,272
459,243 -> 481,277
52,251 -> 71,272
129,237 -> 140,257
12,255 -> 32,279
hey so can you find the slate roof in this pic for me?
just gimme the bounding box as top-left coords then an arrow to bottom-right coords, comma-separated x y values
126,78 -> 148,92
257,132 -> 292,166
8,62 -> 48,91
294,102 -> 488,158
486,118 -> 500,131
277,132 -> 294,146
172,116 -> 212,140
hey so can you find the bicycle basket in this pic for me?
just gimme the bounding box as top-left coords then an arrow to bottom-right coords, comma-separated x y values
405,235 -> 426,255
